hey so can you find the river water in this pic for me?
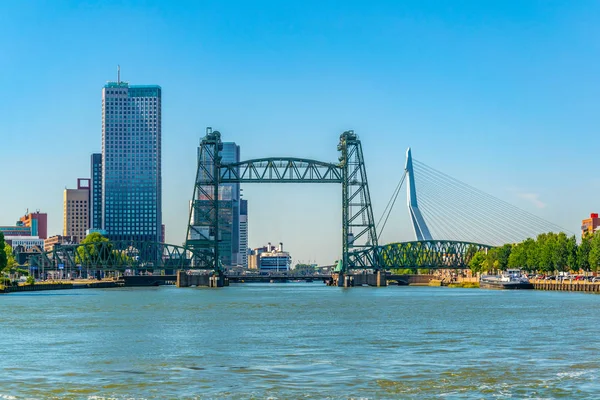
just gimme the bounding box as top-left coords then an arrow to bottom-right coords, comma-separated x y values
0,284 -> 599,399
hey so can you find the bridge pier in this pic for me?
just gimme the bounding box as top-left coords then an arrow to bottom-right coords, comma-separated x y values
330,272 -> 385,287
176,271 -> 229,288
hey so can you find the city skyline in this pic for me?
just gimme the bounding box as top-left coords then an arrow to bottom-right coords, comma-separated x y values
2,1 -> 599,264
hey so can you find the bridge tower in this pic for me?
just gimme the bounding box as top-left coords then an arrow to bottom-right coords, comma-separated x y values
405,148 -> 432,241
338,131 -> 379,271
185,127 -> 222,270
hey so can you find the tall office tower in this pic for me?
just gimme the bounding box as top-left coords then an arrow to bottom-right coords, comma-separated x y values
239,199 -> 248,268
64,179 -> 90,242
102,78 -> 162,242
90,153 -> 103,229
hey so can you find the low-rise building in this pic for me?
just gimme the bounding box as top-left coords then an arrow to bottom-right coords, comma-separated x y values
582,213 -> 600,237
44,235 -> 79,252
6,236 -> 45,250
258,242 -> 291,273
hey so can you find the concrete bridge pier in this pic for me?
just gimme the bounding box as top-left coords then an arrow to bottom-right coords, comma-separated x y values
330,272 -> 385,287
176,271 -> 229,288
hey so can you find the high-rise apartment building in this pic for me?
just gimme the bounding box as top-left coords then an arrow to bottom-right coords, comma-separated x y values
64,179 -> 90,242
90,153 -> 102,229
239,199 -> 248,268
102,79 -> 162,242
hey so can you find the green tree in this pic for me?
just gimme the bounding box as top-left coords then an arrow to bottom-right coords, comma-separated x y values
4,244 -> 17,271
76,232 -> 112,266
578,235 -> 592,272
468,251 -> 487,274
539,233 -> 556,272
496,244 -> 512,270
566,235 -> 578,272
508,242 -> 526,270
0,232 -> 7,272
526,238 -> 539,271
553,232 -> 569,273
588,232 -> 600,273
486,248 -> 499,273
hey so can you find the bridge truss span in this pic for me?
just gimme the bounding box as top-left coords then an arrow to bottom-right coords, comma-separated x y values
379,240 -> 493,270
30,241 -> 212,271
219,157 -> 342,183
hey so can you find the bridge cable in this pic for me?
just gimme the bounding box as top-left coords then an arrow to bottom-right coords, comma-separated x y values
378,171 -> 408,238
415,167 -> 545,244
414,160 -> 569,234
376,170 -> 407,234
411,160 -> 572,244
414,162 -> 565,238
414,168 -> 534,244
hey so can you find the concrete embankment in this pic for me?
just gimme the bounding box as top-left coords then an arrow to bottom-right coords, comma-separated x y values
531,280 -> 600,293
0,281 -> 121,294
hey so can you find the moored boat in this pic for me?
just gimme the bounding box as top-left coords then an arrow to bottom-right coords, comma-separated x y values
480,269 -> 534,290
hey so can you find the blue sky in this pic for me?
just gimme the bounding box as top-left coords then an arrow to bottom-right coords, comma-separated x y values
1,1 -> 599,265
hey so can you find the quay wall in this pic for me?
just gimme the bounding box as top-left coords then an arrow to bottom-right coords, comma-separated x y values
531,280 -> 600,293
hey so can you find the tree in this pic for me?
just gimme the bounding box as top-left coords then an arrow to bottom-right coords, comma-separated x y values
578,235 -> 592,272
0,232 -> 7,272
508,242 -> 527,270
4,244 -> 17,271
588,232 -> 600,273
553,232 -> 569,273
468,251 -> 487,274
566,235 -> 578,272
496,244 -> 512,271
539,233 -> 556,272
76,232 -> 112,266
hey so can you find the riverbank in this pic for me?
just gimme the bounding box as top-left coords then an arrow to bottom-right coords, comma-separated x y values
0,280 -> 122,294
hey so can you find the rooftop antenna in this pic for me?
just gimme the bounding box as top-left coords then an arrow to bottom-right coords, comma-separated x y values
117,65 -> 121,84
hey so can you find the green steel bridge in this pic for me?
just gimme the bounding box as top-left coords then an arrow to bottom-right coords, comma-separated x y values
31,128 -> 566,275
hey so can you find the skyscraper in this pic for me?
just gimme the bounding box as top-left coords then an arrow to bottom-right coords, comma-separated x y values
102,78 -> 162,242
90,153 -> 102,230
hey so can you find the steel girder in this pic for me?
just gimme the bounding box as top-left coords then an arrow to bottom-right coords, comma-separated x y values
30,241 -> 213,271
378,240 -> 493,270
219,158 -> 342,183
339,131 -> 379,271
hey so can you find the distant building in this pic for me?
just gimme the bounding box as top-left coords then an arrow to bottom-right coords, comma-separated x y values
64,179 -> 91,242
20,211 -> 48,239
0,223 -> 32,237
90,153 -> 103,230
102,79 -> 162,242
248,245 -> 269,270
44,235 -> 78,252
161,224 -> 165,243
255,242 -> 291,272
239,199 -> 248,268
6,236 -> 44,251
581,213 -> 600,237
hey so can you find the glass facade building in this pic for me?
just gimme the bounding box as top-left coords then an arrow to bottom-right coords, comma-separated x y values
193,141 -> 240,267
101,82 -> 162,242
90,153 -> 102,230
